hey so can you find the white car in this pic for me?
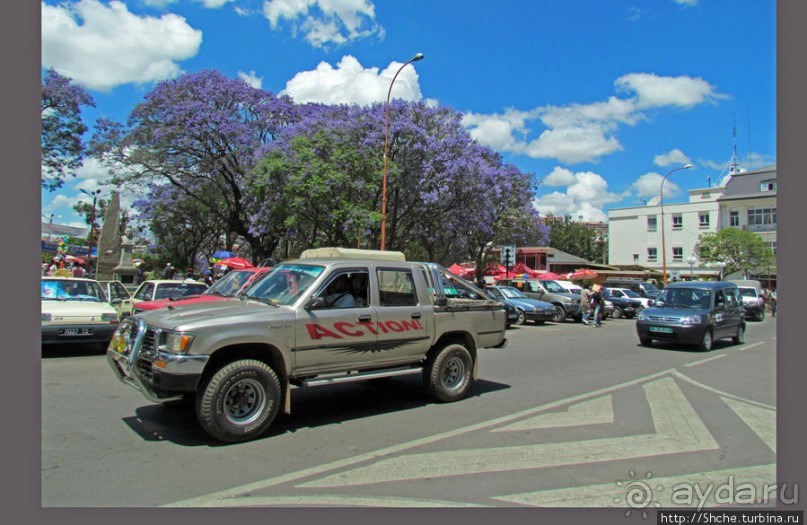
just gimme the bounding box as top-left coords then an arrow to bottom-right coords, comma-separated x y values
41,277 -> 121,347
605,287 -> 653,308
130,279 -> 209,308
97,280 -> 135,320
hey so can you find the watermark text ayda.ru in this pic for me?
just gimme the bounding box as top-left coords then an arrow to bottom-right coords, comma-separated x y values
669,476 -> 797,510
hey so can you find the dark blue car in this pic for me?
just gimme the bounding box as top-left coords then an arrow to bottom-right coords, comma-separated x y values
486,286 -> 557,325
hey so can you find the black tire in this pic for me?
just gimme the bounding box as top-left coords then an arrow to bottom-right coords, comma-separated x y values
516,309 -> 527,325
698,330 -> 713,352
755,310 -> 765,322
551,305 -> 566,323
423,343 -> 473,403
732,325 -> 746,345
639,337 -> 652,347
611,306 -> 624,319
196,359 -> 281,443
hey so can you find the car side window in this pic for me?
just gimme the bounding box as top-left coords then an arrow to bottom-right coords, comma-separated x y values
377,269 -> 417,307
724,288 -> 739,308
715,290 -> 726,308
135,283 -> 154,301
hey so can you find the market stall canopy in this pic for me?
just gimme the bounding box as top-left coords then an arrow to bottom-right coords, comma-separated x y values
216,257 -> 254,270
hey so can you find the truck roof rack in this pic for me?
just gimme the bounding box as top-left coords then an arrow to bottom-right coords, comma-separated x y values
298,247 -> 406,262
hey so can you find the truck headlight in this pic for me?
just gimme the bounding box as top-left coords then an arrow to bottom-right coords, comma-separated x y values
42,313 -> 52,322
158,330 -> 195,354
680,315 -> 702,325
637,312 -> 647,321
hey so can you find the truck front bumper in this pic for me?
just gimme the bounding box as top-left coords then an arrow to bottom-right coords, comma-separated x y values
106,319 -> 208,403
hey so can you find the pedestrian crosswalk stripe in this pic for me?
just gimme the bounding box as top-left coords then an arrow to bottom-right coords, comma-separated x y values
721,397 -> 776,453
493,395 -> 614,431
297,378 -> 717,488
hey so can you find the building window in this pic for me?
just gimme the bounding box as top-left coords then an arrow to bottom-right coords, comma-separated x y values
633,254 -> 639,263
769,241 -> 777,255
647,247 -> 657,262
672,247 -> 683,261
647,216 -> 657,231
760,180 -> 777,191
747,207 -> 777,227
672,214 -> 682,230
729,210 -> 739,227
699,212 -> 710,228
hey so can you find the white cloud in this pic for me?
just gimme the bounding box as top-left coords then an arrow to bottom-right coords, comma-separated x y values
654,149 -> 691,167
673,0 -> 699,7
280,55 -> 423,105
615,73 -> 725,109
533,168 -> 629,222
464,73 -> 725,165
630,172 -> 683,200
238,70 -> 263,89
200,0 -> 235,8
41,0 -> 203,92
263,0 -> 382,48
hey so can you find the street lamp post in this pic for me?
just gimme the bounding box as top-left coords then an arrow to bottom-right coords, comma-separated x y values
716,261 -> 727,281
42,214 -> 54,242
687,255 -> 698,279
80,189 -> 102,276
380,52 -> 424,251
660,164 -> 693,285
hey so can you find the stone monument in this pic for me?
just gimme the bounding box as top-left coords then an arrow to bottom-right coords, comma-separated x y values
94,192 -> 137,283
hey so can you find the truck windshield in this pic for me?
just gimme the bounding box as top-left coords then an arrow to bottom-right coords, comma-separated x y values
243,264 -> 324,306
654,288 -> 711,309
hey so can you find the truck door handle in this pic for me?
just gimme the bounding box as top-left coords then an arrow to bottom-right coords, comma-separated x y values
411,312 -> 422,319
358,314 -> 372,322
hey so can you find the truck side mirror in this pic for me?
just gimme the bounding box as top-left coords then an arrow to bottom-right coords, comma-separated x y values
434,297 -> 448,307
306,297 -> 327,311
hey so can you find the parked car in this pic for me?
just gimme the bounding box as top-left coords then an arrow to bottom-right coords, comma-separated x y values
133,268 -> 271,314
497,279 -> 581,322
485,285 -> 556,325
602,288 -> 644,319
729,279 -> 765,321
97,280 -> 135,319
603,279 -> 661,299
540,279 -> 582,295
636,281 -> 746,351
41,277 -> 120,347
130,279 -> 209,309
604,287 -> 653,308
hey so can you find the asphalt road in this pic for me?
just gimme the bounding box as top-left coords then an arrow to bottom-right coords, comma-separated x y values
41,315 -> 776,508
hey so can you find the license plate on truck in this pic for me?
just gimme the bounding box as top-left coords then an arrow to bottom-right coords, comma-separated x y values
649,326 -> 673,334
60,327 -> 93,336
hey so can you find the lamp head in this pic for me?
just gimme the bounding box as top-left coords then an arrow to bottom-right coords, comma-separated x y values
411,53 -> 425,62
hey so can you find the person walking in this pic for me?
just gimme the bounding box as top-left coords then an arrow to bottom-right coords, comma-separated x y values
580,284 -> 593,325
770,288 -> 777,317
591,284 -> 605,327
163,263 -> 175,280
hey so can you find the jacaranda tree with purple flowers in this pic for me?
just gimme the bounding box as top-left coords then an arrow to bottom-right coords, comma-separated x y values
91,70 -> 298,261
41,69 -> 95,191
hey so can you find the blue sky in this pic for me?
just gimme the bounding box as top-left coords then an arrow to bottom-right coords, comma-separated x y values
41,0 -> 776,229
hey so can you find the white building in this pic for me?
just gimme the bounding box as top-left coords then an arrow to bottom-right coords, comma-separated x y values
608,186 -> 724,279
607,165 -> 777,281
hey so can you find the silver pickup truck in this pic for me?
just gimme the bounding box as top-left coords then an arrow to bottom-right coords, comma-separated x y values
107,249 -> 508,443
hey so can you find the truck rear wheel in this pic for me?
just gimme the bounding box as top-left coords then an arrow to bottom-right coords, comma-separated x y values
196,359 -> 281,443
424,343 -> 473,403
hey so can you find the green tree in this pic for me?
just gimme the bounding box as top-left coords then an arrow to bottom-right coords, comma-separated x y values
695,228 -> 774,278
547,215 -> 605,263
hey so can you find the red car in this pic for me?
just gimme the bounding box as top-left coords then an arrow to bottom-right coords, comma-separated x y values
133,267 -> 272,314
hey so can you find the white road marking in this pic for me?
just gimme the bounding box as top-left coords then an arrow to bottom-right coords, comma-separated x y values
736,341 -> 765,352
684,354 -> 726,367
166,368 -> 677,507
297,378 -> 717,488
493,395 -> 613,431
721,397 -> 776,453
493,463 -> 776,507
673,371 -> 776,411
188,495 -> 489,507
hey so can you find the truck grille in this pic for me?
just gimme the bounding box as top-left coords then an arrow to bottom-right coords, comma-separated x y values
647,315 -> 680,323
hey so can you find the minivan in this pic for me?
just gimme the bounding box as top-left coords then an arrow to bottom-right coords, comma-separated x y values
635,281 -> 746,351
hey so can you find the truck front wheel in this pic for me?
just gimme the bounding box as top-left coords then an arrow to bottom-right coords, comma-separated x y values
424,343 -> 473,403
196,359 -> 281,443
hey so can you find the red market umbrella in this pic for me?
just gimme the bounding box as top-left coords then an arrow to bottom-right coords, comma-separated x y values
536,271 -> 560,280
217,257 -> 254,270
447,263 -> 465,276
566,269 -> 598,281
63,255 -> 87,265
